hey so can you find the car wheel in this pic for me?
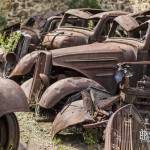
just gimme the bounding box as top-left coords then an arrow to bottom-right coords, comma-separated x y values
0,113 -> 20,150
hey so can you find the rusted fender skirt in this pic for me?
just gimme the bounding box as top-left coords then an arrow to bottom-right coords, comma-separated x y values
39,77 -> 103,108
51,100 -> 94,138
9,51 -> 40,77
0,78 -> 29,117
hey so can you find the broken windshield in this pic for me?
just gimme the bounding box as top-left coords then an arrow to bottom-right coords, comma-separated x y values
108,21 -> 149,42
60,14 -> 100,31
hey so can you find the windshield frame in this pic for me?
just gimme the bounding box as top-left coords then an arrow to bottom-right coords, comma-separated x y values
58,13 -> 101,31
108,20 -> 149,43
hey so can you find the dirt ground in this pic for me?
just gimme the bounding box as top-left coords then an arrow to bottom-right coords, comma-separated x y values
16,112 -> 103,150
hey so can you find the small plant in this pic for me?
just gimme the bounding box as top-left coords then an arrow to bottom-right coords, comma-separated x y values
0,32 -> 21,53
83,128 -> 99,145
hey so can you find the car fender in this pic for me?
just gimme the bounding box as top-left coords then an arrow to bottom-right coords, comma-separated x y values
0,78 -> 29,117
9,51 -> 41,77
39,77 -> 104,108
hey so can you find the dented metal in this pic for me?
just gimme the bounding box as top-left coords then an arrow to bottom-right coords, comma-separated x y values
0,78 -> 29,150
39,77 -> 103,108
10,16 -> 150,112
51,100 -> 94,138
51,86 -> 113,137
0,78 -> 29,117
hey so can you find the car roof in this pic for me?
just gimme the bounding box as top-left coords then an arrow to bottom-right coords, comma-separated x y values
114,15 -> 139,31
65,8 -> 105,19
90,11 -> 129,19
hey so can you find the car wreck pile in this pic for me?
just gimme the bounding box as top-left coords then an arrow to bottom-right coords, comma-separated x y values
1,8 -> 150,150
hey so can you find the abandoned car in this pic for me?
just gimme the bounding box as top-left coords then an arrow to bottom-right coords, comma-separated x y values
0,77 -> 28,150
0,11 -> 63,77
8,14 -> 150,120
0,9 -> 128,77
42,9 -> 128,49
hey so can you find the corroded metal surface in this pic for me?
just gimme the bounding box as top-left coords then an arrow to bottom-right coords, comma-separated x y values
11,38 -> 137,93
9,51 -> 39,77
0,11 -> 63,77
0,78 -> 29,117
51,87 -> 113,137
51,100 -> 94,138
39,77 -> 103,108
28,52 -> 52,105
114,15 -> 139,31
42,10 -> 128,49
104,104 -> 148,150
9,12 -> 150,115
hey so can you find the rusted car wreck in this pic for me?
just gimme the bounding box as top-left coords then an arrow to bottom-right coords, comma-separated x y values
10,14 -> 149,106
42,9 -> 128,49
1,9 -> 150,150
0,9 -> 128,77
0,10 -> 63,77
0,78 -> 28,150
52,61 -> 150,149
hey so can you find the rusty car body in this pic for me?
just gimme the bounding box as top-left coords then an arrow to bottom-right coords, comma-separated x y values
17,10 -> 63,56
0,11 -> 63,77
51,61 -> 150,150
9,14 -> 150,114
42,9 -> 128,49
0,77 -> 28,150
1,9 -> 128,77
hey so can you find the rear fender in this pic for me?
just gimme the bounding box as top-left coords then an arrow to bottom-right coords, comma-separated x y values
39,77 -> 103,108
0,78 -> 29,117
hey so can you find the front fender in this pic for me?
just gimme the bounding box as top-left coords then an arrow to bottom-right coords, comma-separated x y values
0,78 -> 29,117
9,51 -> 40,77
39,77 -> 104,108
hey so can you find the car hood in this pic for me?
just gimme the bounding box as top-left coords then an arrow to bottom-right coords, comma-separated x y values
51,40 -> 138,61
42,28 -> 92,49
10,40 -> 138,78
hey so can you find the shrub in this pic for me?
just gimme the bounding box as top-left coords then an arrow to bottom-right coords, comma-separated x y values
0,32 -> 21,53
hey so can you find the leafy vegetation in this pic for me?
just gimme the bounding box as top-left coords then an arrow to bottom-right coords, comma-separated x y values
0,32 -> 21,53
83,128 -> 99,145
68,0 -> 100,9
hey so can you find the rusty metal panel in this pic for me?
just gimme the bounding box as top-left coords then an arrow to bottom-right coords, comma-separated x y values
39,77 -> 103,108
115,15 -> 139,32
51,42 -> 136,93
9,51 -> 39,77
90,11 -> 128,19
0,78 -> 29,117
104,104 -> 148,150
28,52 -> 52,105
51,100 -> 94,138
65,9 -> 94,19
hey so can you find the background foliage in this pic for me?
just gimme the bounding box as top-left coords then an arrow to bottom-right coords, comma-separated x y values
0,32 -> 21,53
67,0 -> 100,9
0,15 -> 7,30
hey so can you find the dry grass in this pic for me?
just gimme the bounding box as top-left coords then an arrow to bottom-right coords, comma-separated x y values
16,112 -> 91,150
